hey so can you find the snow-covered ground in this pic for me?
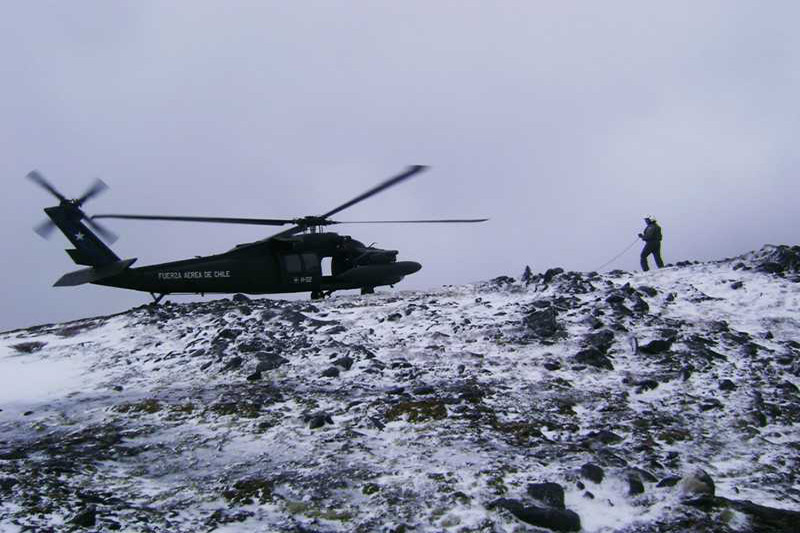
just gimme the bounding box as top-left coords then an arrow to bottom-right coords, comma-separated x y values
1,245 -> 799,532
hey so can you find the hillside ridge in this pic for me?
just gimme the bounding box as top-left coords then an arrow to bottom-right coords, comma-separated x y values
1,245 -> 799,532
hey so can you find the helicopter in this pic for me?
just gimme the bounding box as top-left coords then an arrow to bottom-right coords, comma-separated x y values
30,166 -> 488,303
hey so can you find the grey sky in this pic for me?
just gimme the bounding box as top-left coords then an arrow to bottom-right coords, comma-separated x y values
2,2 -> 799,331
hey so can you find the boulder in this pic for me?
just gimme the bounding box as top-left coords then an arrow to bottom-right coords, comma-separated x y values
525,307 -> 561,339
255,352 -> 289,371
574,347 -> 614,370
580,463 -> 604,484
489,498 -> 581,532
527,482 -> 566,509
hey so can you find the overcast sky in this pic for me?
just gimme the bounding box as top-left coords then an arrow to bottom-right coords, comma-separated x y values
2,2 -> 799,331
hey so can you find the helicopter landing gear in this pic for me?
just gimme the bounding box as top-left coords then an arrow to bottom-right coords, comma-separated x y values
360,287 -> 375,295
150,292 -> 167,305
311,290 -> 324,300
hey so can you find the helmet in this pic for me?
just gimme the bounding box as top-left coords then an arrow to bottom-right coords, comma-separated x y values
644,215 -> 656,222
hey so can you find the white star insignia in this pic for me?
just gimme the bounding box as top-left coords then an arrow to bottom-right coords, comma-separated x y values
75,232 -> 85,241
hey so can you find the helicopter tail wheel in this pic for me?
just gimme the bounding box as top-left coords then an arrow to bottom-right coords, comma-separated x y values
360,287 -> 375,295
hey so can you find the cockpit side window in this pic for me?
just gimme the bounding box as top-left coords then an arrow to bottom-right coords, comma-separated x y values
284,254 -> 302,273
302,253 -> 321,274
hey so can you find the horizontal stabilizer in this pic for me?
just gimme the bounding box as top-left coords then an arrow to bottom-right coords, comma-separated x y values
54,258 -> 137,287
66,248 -> 95,266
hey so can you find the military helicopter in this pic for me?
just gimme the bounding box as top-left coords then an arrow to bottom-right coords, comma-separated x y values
30,166 -> 487,303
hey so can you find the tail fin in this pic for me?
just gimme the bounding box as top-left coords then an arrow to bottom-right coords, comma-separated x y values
45,205 -> 120,267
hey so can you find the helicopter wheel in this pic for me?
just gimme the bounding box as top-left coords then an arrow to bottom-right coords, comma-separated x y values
360,287 -> 375,295
310,291 -> 324,300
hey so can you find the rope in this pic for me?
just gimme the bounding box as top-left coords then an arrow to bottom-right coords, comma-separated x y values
594,237 -> 640,272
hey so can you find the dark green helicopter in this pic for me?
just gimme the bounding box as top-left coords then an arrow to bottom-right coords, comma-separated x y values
30,166 -> 487,303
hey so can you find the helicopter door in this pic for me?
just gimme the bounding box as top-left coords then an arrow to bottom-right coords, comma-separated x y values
282,253 -> 320,286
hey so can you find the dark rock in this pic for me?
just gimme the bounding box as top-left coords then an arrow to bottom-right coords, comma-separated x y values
527,482 -> 566,509
255,352 -> 289,371
544,361 -> 562,371
719,379 -> 737,391
222,356 -> 243,371
236,339 -> 265,353
217,328 -> 242,340
412,385 -> 435,396
387,313 -> 403,322
586,316 -> 604,330
730,281 -> 744,290
307,413 -> 333,429
246,370 -> 262,382
321,367 -> 340,378
489,498 -> 581,532
232,293 -> 251,302
723,495 -> 800,532
0,478 -> 18,491
635,379 -> 659,392
637,285 -> 658,297
780,380 -> 799,394
585,329 -> 615,353
627,473 -> 645,495
70,506 -> 97,527
580,463 -> 604,484
525,307 -> 561,339
333,356 -> 354,370
574,347 -> 614,370
639,338 -> 674,355
0,448 -> 26,461
700,398 -> 723,411
657,476 -> 682,488
630,468 -> 658,483
680,469 -> 715,499
543,268 -> 564,283
631,295 -> 650,314
11,341 -> 46,354
759,262 -> 784,274
585,429 -> 623,445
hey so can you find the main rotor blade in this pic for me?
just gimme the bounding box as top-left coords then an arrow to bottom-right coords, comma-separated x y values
27,170 -> 67,202
77,178 -> 108,206
333,218 -> 489,224
317,165 -> 428,220
34,219 -> 56,239
84,217 -> 118,244
92,214 -> 293,226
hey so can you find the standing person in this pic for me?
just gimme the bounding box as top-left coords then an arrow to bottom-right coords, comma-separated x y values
638,216 -> 664,271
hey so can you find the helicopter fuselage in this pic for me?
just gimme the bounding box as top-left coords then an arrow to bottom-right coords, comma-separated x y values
93,232 -> 421,296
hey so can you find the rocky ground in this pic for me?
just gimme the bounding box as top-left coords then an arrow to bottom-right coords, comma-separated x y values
1,245 -> 799,532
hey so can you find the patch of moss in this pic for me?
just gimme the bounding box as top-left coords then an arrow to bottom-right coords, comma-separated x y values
385,400 -> 447,423
285,500 -> 352,522
362,483 -> 380,495
223,478 -> 273,505
486,474 -> 508,496
172,403 -> 195,414
658,427 -> 691,444
116,399 -> 162,414
210,401 -> 261,419
491,420 -> 544,444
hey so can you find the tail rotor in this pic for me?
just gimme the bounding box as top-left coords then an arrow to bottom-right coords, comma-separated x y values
28,170 -> 118,244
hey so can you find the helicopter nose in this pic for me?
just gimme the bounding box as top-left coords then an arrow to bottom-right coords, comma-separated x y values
395,261 -> 422,276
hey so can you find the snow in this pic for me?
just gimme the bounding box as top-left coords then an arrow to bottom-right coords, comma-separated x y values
1,248 -> 799,531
